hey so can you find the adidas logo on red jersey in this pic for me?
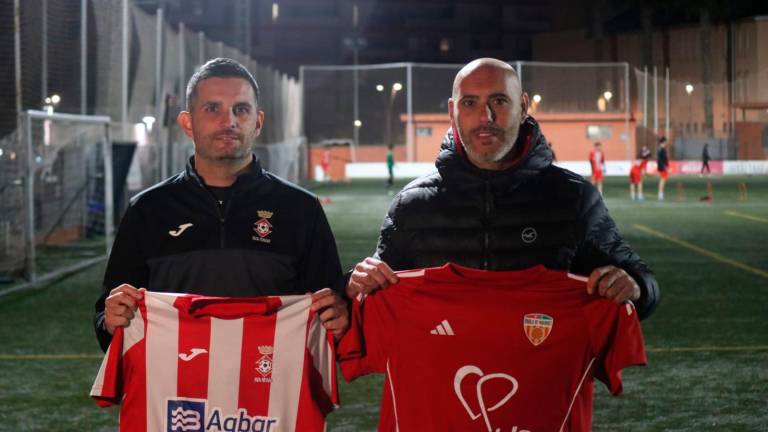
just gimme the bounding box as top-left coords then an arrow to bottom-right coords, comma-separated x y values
430,319 -> 455,336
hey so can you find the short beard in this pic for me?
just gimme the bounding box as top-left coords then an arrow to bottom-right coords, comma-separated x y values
458,123 -> 520,165
200,131 -> 253,163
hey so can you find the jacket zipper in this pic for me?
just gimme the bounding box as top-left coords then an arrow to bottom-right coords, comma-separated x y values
483,177 -> 491,270
218,196 -> 234,248
192,172 -> 235,249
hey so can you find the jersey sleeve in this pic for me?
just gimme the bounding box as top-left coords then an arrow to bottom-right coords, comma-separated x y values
337,290 -> 395,382
586,300 -> 647,395
90,326 -> 125,407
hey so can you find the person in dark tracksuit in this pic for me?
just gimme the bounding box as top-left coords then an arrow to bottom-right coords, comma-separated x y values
657,137 -> 669,200
701,143 -> 711,176
94,58 -> 348,352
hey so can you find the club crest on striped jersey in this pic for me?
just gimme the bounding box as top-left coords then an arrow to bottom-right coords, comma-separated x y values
255,345 -> 274,383
523,313 -> 554,346
253,210 -> 273,243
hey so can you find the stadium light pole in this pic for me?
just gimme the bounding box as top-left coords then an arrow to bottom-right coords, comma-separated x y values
685,84 -> 694,135
380,83 -> 403,151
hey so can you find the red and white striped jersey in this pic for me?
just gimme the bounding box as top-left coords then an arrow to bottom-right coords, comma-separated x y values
91,291 -> 337,432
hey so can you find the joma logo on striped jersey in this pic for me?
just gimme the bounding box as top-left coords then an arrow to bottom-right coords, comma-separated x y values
167,399 -> 278,432
179,348 -> 208,362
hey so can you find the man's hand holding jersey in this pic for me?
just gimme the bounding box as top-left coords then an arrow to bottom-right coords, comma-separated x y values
346,257 -> 399,298
104,284 -> 145,335
587,265 -> 641,304
310,289 -> 350,340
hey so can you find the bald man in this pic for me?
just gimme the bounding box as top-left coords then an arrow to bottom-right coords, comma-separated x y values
346,58 -> 658,319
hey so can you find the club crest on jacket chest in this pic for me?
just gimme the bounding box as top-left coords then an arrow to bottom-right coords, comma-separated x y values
252,210 -> 274,243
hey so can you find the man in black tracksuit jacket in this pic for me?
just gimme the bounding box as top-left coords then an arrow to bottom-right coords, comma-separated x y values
95,58 -> 348,352
347,58 -> 658,320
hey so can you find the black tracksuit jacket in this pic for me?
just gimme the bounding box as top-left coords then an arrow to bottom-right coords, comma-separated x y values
94,156 -> 343,351
374,117 -> 659,320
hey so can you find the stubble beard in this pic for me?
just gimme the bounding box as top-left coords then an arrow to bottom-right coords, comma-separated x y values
199,131 -> 253,164
459,123 -> 520,167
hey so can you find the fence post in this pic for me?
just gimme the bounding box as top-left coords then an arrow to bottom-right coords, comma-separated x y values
24,113 -> 36,282
81,0 -> 87,114
122,0 -> 129,133
406,63 -> 414,162
104,123 -> 114,253
625,63 -> 631,159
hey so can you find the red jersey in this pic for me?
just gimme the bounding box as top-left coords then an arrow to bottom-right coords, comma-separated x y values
91,291 -> 338,432
338,264 -> 646,432
588,150 -> 605,174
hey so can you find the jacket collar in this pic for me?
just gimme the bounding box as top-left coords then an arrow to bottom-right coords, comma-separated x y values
184,154 -> 265,192
436,116 -> 553,187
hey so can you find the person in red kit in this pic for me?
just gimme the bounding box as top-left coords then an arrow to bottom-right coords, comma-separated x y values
341,58 -> 659,431
588,141 -> 606,195
629,145 -> 652,200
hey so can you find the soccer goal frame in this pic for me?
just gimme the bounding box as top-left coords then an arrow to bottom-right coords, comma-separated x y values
0,110 -> 114,295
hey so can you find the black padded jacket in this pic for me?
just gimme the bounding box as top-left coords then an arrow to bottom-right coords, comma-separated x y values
94,156 -> 343,351
374,117 -> 659,319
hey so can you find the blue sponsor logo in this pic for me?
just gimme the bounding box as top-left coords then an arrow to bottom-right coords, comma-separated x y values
168,400 -> 205,431
166,400 -> 279,432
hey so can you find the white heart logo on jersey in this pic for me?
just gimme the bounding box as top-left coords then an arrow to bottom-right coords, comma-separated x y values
454,365 -> 518,432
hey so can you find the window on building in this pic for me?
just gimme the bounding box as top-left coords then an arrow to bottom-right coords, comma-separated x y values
586,125 -> 612,140
416,126 -> 433,137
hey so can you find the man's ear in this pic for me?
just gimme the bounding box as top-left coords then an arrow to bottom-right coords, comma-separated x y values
448,98 -> 456,128
520,92 -> 529,123
177,111 -> 194,139
254,110 -> 265,137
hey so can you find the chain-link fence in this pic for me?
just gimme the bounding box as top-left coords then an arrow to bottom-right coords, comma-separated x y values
301,61 -> 631,163
2,0 -> 303,188
632,66 -> 768,160
1,0 -> 304,287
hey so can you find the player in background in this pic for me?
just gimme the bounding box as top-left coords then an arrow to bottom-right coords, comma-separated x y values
701,143 -> 711,176
657,136 -> 670,200
386,148 -> 395,188
588,141 -> 606,195
321,143 -> 331,181
629,145 -> 651,200
346,58 -> 659,320
94,58 -> 349,352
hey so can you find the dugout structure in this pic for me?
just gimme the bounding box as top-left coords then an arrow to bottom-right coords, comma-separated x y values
0,110 -> 113,292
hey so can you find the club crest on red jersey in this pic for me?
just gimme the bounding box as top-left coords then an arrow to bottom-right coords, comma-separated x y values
255,345 -> 274,383
523,313 -> 553,346
253,210 -> 274,243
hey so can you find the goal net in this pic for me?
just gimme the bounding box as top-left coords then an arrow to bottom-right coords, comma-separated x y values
0,110 -> 113,289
